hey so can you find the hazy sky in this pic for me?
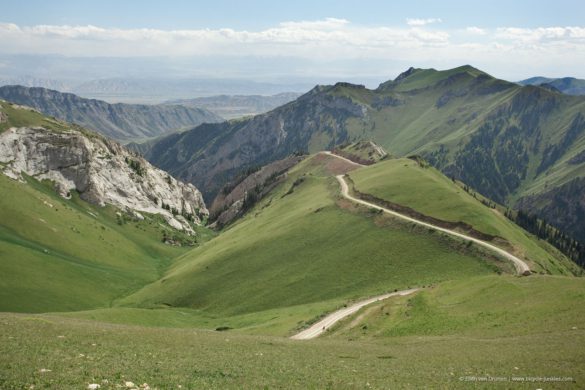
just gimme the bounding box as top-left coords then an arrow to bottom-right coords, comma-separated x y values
1,0 -> 585,83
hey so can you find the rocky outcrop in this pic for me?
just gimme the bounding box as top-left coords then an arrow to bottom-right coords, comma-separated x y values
0,121 -> 208,233
333,141 -> 388,165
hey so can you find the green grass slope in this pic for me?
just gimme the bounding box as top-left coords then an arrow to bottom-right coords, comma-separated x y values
120,154 -> 511,323
2,274 -> 584,389
0,174 -> 207,313
348,158 -> 580,275
329,274 -> 585,341
1,100 -> 71,134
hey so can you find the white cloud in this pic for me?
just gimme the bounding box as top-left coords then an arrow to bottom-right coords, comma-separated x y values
0,20 -> 584,80
495,26 -> 585,43
466,26 -> 487,35
0,20 -> 451,58
406,18 -> 442,26
278,18 -> 350,30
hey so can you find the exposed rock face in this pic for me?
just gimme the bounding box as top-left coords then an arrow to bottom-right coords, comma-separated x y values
0,126 -> 208,233
210,155 -> 305,227
333,140 -> 388,165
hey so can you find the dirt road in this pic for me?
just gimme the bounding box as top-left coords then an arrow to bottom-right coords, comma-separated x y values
334,172 -> 531,276
290,152 -> 531,341
290,288 -> 420,340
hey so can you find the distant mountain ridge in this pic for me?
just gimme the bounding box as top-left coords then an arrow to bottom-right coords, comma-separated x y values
140,65 -> 585,244
0,74 -> 312,102
166,92 -> 302,119
519,76 -> 585,95
0,85 -> 223,142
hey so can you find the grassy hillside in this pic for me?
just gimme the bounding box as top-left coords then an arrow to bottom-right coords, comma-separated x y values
348,158 -> 580,275
0,174 -> 212,313
1,152 -> 583,388
329,274 -> 585,340
50,153 -> 579,337
120,153 -> 532,322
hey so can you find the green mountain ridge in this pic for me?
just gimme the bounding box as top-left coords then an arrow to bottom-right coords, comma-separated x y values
139,65 -> 585,244
519,76 -> 585,95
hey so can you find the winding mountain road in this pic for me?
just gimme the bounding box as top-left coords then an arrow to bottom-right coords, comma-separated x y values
335,173 -> 531,276
321,151 -> 531,276
290,152 -> 532,341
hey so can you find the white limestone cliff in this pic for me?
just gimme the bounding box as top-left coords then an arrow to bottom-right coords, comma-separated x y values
0,125 -> 208,233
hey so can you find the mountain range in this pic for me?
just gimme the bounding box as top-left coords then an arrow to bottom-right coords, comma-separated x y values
0,72 -> 313,103
1,67 -> 584,388
0,85 -> 222,141
136,65 -> 585,244
519,76 -> 585,95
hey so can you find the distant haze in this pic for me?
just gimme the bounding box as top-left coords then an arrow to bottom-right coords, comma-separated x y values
1,1 -> 584,100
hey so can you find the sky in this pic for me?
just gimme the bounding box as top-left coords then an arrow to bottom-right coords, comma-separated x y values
1,0 -> 585,85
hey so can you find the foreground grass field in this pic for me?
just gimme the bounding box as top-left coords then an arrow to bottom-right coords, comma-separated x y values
349,158 -> 580,275
1,275 -> 583,389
